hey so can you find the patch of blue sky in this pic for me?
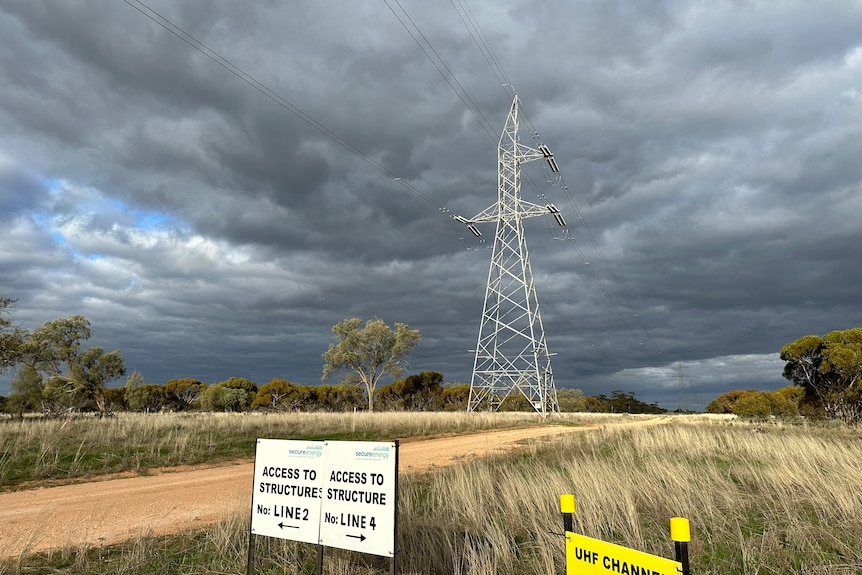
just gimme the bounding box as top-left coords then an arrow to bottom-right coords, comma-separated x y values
39,176 -> 62,191
132,209 -> 168,229
35,176 -> 192,240
70,192 -> 188,233
32,209 -> 58,232
131,207 -> 191,233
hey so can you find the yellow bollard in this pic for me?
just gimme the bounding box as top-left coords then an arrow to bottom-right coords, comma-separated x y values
669,517 -> 691,574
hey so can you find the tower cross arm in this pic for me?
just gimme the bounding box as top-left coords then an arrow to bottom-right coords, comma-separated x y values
458,199 -> 557,224
465,203 -> 501,224
504,141 -> 559,173
518,200 -> 555,219
510,143 -> 545,164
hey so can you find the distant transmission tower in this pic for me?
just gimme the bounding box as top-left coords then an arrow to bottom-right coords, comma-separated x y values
676,362 -> 690,413
455,95 -> 565,415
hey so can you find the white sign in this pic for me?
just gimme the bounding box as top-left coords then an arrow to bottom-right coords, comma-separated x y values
250,439 -> 325,543
319,440 -> 397,557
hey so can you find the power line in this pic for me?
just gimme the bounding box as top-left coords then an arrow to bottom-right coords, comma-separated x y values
124,0 -> 665,368
443,0 -> 666,361
450,0 -> 512,98
382,0 -> 576,255
380,0 -> 665,363
383,0 -> 497,141
122,0 -> 454,221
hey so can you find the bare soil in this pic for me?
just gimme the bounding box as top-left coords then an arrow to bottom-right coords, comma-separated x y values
0,419 -> 665,558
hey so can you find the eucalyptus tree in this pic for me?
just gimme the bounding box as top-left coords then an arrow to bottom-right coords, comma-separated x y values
322,318 -> 421,412
781,328 -> 862,423
0,297 -> 23,374
15,315 -> 125,416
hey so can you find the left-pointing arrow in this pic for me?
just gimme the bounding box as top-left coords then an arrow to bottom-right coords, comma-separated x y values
278,522 -> 299,529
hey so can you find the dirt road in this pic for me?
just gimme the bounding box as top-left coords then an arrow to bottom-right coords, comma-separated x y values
0,420 -> 664,558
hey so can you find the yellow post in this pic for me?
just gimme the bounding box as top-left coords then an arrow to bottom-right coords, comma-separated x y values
669,517 -> 691,575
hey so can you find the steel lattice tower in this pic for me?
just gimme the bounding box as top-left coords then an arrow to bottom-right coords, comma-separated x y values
456,96 -> 562,414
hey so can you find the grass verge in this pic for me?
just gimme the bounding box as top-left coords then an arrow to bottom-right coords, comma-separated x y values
4,416 -> 862,574
0,411 -> 567,490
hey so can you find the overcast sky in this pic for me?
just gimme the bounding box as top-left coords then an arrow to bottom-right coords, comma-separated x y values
1,1 -> 860,409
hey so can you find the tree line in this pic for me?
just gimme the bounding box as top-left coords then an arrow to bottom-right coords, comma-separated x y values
19,299 -> 860,421
706,328 -> 862,424
2,367 -> 666,416
1,303 -> 667,417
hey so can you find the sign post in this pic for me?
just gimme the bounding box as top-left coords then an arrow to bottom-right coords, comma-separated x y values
560,493 -> 576,534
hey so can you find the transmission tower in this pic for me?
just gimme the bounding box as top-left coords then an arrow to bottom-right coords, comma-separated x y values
455,95 -> 565,415
676,362 -> 690,413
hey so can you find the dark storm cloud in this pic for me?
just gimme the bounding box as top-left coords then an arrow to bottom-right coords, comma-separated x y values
1,0 -> 860,408
0,160 -> 49,219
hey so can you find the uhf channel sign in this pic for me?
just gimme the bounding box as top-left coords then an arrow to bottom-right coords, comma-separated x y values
250,439 -> 398,557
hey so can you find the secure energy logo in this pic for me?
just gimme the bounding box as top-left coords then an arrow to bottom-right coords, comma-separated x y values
288,443 -> 324,458
355,444 -> 391,460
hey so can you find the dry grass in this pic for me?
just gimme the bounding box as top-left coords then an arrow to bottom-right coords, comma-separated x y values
4,414 -> 862,574
0,410 -> 559,489
397,417 -> 862,574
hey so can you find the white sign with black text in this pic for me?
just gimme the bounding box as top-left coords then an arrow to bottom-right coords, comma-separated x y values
319,440 -> 397,557
250,439 -> 325,543
249,439 -> 398,557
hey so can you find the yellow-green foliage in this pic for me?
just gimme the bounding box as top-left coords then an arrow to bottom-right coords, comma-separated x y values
706,386 -> 803,418
781,328 -> 862,423
557,388 -> 587,412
